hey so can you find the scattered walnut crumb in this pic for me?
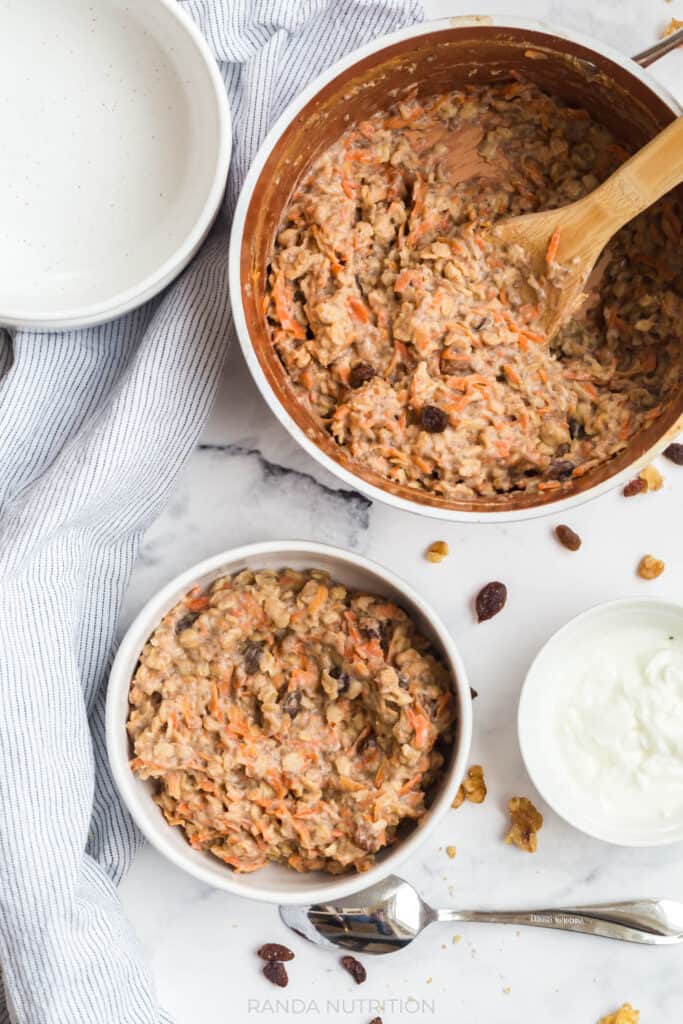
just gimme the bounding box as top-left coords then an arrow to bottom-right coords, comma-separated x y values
597,1003 -> 640,1024
426,540 -> 449,563
502,987 -> 511,995
452,765 -> 487,808
637,554 -> 665,580
662,16 -> 683,36
452,934 -> 462,944
426,977 -> 433,984
445,845 -> 457,859
505,796 -> 543,852
639,464 -> 663,491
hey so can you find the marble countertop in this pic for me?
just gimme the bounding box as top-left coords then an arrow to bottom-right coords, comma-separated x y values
119,3 -> 683,1022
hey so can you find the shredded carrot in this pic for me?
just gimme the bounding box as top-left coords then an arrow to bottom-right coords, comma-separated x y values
546,225 -> 562,264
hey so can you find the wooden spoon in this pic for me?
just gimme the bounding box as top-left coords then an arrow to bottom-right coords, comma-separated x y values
496,117 -> 683,339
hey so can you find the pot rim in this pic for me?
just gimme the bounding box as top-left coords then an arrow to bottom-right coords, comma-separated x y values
229,16 -> 682,524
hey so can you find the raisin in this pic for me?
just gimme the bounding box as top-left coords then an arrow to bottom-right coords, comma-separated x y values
329,665 -> 342,679
470,687 -> 478,700
349,362 -> 375,389
258,943 -> 295,962
369,1019 -> 383,1024
341,955 -> 366,984
281,691 -> 302,719
175,613 -> 198,633
623,476 -> 645,497
420,405 -> 449,433
554,524 -> 581,551
243,641 -> 263,675
398,674 -> 410,690
475,582 -> 507,623
360,625 -> 380,640
663,443 -> 683,466
548,460 -> 574,481
568,417 -> 585,440
379,620 -> 393,653
263,961 -> 288,987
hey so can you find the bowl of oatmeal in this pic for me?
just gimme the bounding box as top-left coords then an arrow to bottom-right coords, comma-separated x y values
229,17 -> 683,521
106,541 -> 472,904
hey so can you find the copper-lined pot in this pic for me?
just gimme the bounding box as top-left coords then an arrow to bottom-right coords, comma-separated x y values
229,17 -> 683,522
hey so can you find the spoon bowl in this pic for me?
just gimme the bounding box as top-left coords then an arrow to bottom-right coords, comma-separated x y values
497,116 -> 683,338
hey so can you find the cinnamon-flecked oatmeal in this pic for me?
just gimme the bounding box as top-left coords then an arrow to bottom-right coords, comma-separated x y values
127,568 -> 455,874
266,79 -> 682,501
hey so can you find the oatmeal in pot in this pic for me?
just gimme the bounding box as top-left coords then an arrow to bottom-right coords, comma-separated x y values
266,79 -> 683,501
127,568 -> 455,874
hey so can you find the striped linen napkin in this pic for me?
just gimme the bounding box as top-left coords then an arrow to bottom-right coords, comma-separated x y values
0,1 -> 422,1021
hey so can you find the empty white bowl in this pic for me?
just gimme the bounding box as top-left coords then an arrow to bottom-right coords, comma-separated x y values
106,540 -> 472,904
519,597 -> 683,847
0,0 -> 231,330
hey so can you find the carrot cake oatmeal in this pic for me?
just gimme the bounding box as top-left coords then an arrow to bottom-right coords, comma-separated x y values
127,568 -> 455,874
266,78 -> 682,501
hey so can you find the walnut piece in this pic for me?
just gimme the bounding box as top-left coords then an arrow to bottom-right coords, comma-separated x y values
662,17 -> 683,37
597,1003 -> 640,1024
452,765 -> 487,808
639,464 -> 663,492
445,845 -> 457,859
426,540 -> 449,563
637,554 -> 665,580
505,796 -> 543,852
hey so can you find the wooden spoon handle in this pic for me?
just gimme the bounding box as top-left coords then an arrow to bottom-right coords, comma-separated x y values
589,116 -> 683,237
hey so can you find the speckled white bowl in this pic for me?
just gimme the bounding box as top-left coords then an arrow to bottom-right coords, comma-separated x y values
0,0 -> 231,329
106,541 -> 472,905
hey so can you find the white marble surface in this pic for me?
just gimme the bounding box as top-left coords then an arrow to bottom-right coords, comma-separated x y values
119,4 -> 683,1022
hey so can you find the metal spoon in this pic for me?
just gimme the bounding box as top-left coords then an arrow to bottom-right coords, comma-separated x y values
280,875 -> 683,954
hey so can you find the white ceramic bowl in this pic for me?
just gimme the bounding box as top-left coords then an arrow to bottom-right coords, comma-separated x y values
519,597 -> 683,847
107,540 -> 472,904
0,0 -> 231,330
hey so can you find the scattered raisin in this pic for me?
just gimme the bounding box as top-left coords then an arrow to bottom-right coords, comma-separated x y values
243,641 -> 263,675
637,555 -> 665,580
548,459 -> 574,481
475,582 -> 507,622
258,943 -> 295,962
369,1018 -> 383,1024
663,442 -> 683,465
470,687 -> 478,700
349,362 -> 375,389
341,955 -> 366,984
281,691 -> 302,718
623,476 -> 645,497
263,961 -> 288,987
555,524 -> 581,551
420,405 -> 449,433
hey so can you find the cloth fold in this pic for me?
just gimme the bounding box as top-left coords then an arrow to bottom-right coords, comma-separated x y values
0,1 -> 422,1021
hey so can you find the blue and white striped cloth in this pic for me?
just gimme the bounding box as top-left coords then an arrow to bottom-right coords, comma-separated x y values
0,1 -> 421,1021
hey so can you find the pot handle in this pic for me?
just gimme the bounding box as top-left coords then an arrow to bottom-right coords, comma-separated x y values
632,28 -> 683,67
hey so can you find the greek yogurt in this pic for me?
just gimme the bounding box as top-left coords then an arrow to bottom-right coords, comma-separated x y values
519,599 -> 683,846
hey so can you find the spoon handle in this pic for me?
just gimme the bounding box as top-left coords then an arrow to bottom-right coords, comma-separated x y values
436,899 -> 682,944
582,117 -> 683,243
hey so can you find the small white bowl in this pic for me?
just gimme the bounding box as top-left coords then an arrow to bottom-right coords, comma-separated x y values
107,540 -> 472,904
519,597 -> 683,847
0,0 -> 231,330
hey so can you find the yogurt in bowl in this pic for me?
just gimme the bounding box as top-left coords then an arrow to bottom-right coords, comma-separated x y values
519,598 -> 683,846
